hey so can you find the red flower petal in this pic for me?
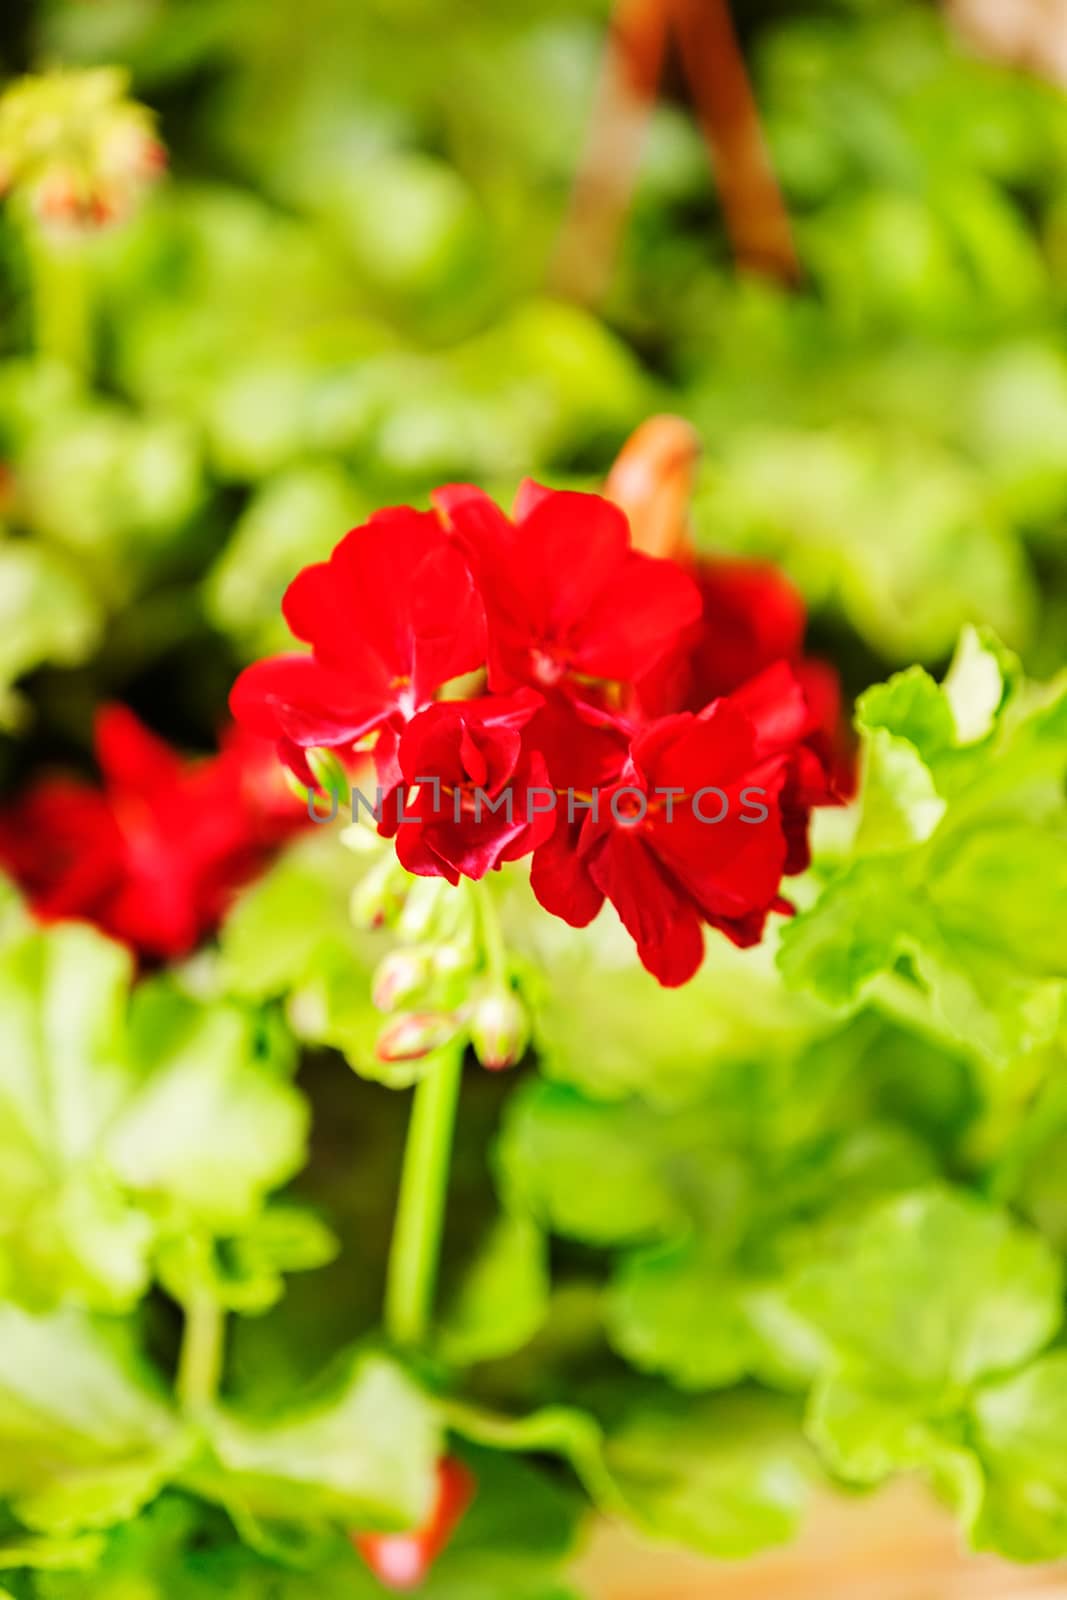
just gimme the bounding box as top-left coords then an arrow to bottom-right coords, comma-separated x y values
233,508 -> 486,768
443,484 -> 700,694
586,827 -> 705,986
230,654 -> 392,753
95,704 -> 183,795
0,708 -> 305,962
354,1457 -> 475,1592
394,691 -> 551,881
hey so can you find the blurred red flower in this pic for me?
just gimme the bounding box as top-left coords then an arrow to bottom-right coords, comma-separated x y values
0,705 -> 303,960
353,1456 -> 475,1591
636,557 -> 807,715
635,555 -> 854,831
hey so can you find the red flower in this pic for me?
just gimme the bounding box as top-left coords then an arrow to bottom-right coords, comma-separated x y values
388,688 -> 554,883
435,481 -> 701,696
230,508 -> 485,783
353,1457 -> 475,1592
0,706 -> 302,960
532,665 -> 820,986
527,691 -> 630,929
634,556 -> 853,861
635,557 -> 807,716
225,469 -> 843,987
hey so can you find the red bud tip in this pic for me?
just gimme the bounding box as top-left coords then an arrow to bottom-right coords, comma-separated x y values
372,949 -> 431,1013
375,1011 -> 459,1064
469,987 -> 528,1071
353,1457 -> 475,1591
140,137 -> 168,174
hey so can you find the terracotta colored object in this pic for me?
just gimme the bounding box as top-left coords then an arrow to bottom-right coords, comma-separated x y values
573,1482 -> 1067,1599
948,0 -> 1067,88
603,414 -> 700,562
552,0 -> 798,301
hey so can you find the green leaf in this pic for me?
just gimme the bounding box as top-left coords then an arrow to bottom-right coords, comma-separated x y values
603,1391 -> 810,1558
219,843 -> 354,1003
0,1305 -> 188,1535
941,626 -> 1017,745
605,1121 -> 934,1392
504,1069 -> 935,1395
701,427 -> 1033,663
0,923 -> 310,1310
856,664 -> 956,766
972,1352 -> 1067,1560
806,1374 -> 971,1486
496,1084 -> 682,1245
442,1385 -> 809,1563
197,1353 -> 441,1531
857,629 -> 1019,763
0,544 -> 100,730
439,1212 -> 549,1368
0,926 -> 153,1309
19,404 -> 202,598
851,728 -> 946,855
157,1207 -> 339,1317
217,839 -> 395,1083
795,1189 -> 1062,1494
607,1245 -> 761,1391
780,639 -> 1067,1066
110,982 -> 307,1234
797,1188 -> 1061,1396
0,1528 -> 103,1573
513,882 -> 832,1106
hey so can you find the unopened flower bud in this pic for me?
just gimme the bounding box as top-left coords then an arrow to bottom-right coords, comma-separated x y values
350,854 -> 407,930
431,941 -> 473,981
604,415 -> 700,563
396,877 -> 451,943
469,986 -> 528,1072
372,948 -> 433,1013
282,763 -> 309,803
353,1457 -> 474,1591
340,820 -> 383,855
306,747 -> 350,808
376,1011 -> 461,1064
0,69 -> 165,236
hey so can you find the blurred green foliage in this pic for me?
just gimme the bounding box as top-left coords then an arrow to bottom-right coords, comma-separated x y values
0,0 -> 1066,1594
0,0 -> 1065,744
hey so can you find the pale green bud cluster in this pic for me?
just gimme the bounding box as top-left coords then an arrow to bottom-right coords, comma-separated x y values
0,69 -> 165,232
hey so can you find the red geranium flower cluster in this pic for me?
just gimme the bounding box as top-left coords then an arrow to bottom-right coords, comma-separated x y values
232,478 -> 842,987
0,706 -> 303,960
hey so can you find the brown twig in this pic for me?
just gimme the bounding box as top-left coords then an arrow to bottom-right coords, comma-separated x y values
551,0 -> 799,302
673,0 -> 800,284
550,0 -> 669,304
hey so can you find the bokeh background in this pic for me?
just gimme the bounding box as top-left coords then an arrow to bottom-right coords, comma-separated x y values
2,0 -> 1067,781
1,2 -> 1067,1595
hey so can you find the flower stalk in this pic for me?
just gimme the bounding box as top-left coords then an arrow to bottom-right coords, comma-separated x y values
384,1038 -> 465,1348
176,1294 -> 225,1413
25,222 -> 94,373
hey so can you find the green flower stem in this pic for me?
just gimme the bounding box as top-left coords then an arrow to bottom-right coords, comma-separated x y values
476,877 -> 508,986
177,1294 -> 225,1413
25,221 -> 93,373
384,1040 -> 465,1348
